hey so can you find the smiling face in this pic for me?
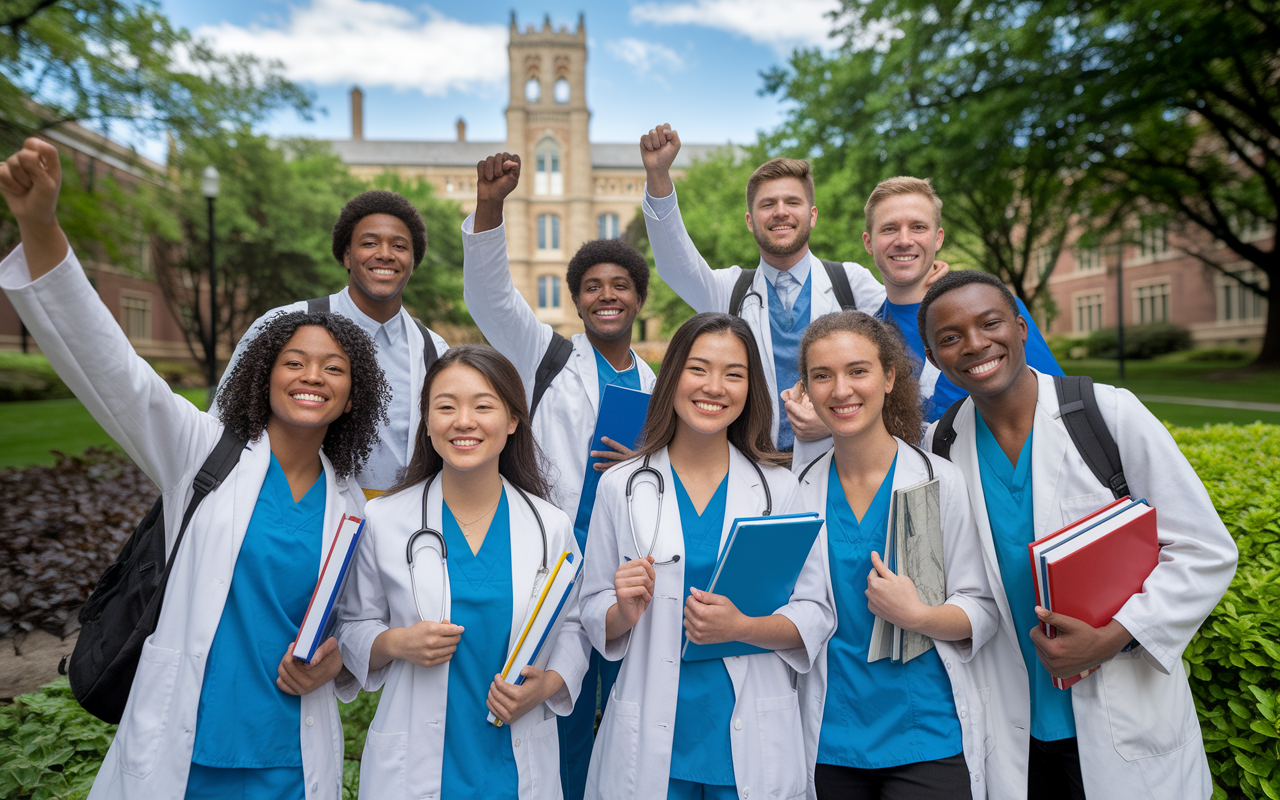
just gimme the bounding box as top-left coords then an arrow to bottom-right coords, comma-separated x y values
924,283 -> 1029,400
575,262 -> 643,342
671,331 -> 751,443
426,363 -> 518,476
863,192 -> 944,292
805,331 -> 895,441
344,213 -> 415,305
268,325 -> 353,432
746,176 -> 817,260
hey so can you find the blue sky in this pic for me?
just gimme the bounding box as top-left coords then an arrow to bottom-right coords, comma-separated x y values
155,0 -> 845,148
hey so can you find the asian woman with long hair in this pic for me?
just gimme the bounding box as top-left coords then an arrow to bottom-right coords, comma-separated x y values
792,311 -> 999,799
578,312 -> 834,800
336,344 -> 588,800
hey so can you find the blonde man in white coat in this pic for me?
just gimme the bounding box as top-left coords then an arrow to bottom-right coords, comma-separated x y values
0,139 -> 386,800
791,311 -> 999,800
462,153 -> 658,800
918,270 -> 1237,799
639,123 -> 889,469
337,345 -> 590,800
579,313 -> 834,800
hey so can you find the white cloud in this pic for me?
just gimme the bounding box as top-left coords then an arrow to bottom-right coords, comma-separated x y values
629,0 -> 843,52
193,0 -> 508,93
608,37 -> 686,73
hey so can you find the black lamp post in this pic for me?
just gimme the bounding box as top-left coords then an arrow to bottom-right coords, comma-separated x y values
200,166 -> 220,400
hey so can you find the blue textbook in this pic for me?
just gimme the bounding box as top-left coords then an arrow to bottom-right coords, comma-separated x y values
681,511 -> 824,661
584,384 -> 652,474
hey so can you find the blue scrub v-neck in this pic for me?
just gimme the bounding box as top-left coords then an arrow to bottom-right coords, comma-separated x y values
438,490 -> 520,800
817,455 -> 964,769
974,410 -> 1076,741
668,469 -> 736,788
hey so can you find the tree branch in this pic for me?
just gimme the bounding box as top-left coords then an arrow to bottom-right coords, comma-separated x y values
2,0 -> 61,34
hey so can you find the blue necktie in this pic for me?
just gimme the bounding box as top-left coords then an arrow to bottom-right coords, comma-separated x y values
776,271 -> 798,328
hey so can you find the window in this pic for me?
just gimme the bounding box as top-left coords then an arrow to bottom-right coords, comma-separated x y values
525,77 -> 541,103
1134,283 -> 1170,324
121,294 -> 151,340
1074,292 -> 1104,333
534,138 -> 563,196
1033,246 -> 1056,276
1076,247 -> 1103,273
1217,268 -> 1268,322
554,77 -> 571,104
1139,225 -> 1169,260
598,213 -> 620,239
538,275 -> 561,309
537,214 -> 561,250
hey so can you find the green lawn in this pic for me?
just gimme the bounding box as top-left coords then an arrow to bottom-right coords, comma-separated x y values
0,389 -> 207,468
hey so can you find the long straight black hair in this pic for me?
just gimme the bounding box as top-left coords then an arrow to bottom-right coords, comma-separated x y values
633,312 -> 784,466
389,344 -> 551,499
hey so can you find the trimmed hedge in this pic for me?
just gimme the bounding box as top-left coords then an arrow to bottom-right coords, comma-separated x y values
1085,322 -> 1193,360
0,352 -> 72,402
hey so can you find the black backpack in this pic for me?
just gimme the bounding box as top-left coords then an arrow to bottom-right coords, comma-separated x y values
930,375 -> 1129,500
64,430 -> 246,723
530,332 -> 575,419
728,259 -> 859,317
306,296 -> 439,370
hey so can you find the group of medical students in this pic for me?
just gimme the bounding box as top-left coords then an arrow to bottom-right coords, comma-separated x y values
0,123 -> 1236,800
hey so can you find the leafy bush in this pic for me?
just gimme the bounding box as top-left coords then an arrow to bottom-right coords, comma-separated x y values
0,449 -> 155,637
1046,334 -> 1087,361
339,688 -> 381,798
1175,424 -> 1280,800
0,679 -> 115,800
1184,348 -> 1253,363
0,352 -> 72,402
1085,322 -> 1193,359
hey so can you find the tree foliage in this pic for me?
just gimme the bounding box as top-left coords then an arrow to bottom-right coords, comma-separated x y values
764,0 -> 1279,361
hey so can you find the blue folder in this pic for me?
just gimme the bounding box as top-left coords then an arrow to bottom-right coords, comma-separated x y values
681,511 -> 824,661
584,384 -> 652,474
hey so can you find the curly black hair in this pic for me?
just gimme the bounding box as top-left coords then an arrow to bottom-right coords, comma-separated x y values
331,190 -> 428,268
216,311 -> 391,479
565,238 -> 650,303
917,269 -> 1020,349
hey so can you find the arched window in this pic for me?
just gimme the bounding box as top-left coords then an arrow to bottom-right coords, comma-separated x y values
538,275 -> 561,309
534,138 -> 563,196
525,77 -> 541,103
537,214 -> 561,250
597,213 -> 620,239
554,77 -> 570,104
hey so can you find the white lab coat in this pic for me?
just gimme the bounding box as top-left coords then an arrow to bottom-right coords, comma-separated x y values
0,245 -> 363,800
335,475 -> 590,800
924,369 -> 1238,800
213,288 -> 450,484
461,216 -> 658,517
578,444 -> 835,800
642,189 -> 886,468
793,442 -> 1001,800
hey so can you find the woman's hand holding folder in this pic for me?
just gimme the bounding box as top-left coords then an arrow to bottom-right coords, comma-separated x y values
276,637 -> 345,696
486,666 -> 566,726
866,552 -> 974,642
683,588 -> 746,645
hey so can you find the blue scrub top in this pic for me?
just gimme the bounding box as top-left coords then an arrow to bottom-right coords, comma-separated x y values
879,297 -> 1064,422
571,347 -> 644,549
974,411 -> 1076,741
817,456 -> 964,769
192,454 -> 324,769
669,470 -> 736,787
439,491 -> 520,800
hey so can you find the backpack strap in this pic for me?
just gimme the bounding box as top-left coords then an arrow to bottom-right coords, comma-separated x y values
531,332 -> 575,419
309,294 -> 439,372
820,260 -> 858,311
728,270 -> 758,317
1054,375 -> 1129,499
930,397 -> 967,461
796,453 -> 827,483
164,429 -> 247,575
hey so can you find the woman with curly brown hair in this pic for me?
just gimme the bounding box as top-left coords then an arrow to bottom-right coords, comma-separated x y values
791,311 -> 999,800
0,138 -> 390,800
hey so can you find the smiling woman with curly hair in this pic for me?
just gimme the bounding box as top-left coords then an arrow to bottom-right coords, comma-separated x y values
0,137 -> 396,800
216,310 -> 392,479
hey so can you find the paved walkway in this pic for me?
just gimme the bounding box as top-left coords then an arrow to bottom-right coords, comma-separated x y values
1137,394 -> 1280,413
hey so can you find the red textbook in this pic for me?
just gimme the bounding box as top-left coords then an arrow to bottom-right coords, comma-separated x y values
1028,497 -> 1158,689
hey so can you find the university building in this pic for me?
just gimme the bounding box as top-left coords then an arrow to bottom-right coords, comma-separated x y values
326,13 -> 731,335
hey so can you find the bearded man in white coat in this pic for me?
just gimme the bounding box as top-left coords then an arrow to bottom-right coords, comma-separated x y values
918,269 -> 1237,800
462,152 -> 658,800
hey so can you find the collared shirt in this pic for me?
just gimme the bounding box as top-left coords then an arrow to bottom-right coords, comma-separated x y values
332,289 -> 413,492
757,254 -> 812,310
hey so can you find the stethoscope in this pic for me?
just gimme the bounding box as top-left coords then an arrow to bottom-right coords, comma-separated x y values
625,454 -> 771,565
406,472 -> 549,623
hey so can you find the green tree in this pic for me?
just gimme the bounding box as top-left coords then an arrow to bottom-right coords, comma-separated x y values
766,0 -> 1278,364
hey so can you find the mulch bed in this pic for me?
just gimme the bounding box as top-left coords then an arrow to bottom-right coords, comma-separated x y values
0,449 -> 155,639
